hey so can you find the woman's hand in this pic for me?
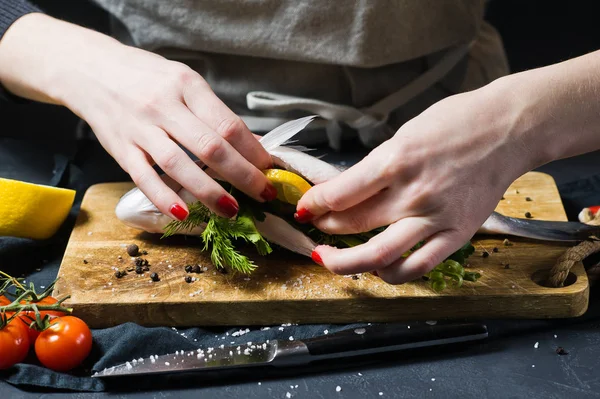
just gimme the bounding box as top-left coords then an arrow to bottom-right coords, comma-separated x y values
299,45 -> 600,284
0,13 -> 276,221
296,81 -> 540,284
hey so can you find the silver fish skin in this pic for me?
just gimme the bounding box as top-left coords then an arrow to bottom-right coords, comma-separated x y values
478,211 -> 600,242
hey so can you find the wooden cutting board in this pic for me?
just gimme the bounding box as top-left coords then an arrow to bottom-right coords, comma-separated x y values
53,171 -> 589,328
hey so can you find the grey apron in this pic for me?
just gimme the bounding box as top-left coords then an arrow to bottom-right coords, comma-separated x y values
91,0 -> 509,150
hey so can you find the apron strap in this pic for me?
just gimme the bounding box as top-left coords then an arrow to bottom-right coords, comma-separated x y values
243,41 -> 473,149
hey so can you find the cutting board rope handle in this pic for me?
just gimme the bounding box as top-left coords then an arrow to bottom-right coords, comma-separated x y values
549,238 -> 600,287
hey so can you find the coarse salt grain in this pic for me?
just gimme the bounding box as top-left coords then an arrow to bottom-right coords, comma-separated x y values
165,362 -> 170,366
336,386 -> 342,392
289,336 -> 294,341
431,378 -> 435,381
534,342 -> 539,349
286,393 -> 291,399
379,393 -> 383,396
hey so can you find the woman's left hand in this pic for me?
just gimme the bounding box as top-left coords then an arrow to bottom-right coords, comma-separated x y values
295,81 -> 539,284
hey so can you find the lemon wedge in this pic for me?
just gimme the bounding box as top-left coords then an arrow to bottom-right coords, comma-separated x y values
0,178 -> 76,240
263,169 -> 312,205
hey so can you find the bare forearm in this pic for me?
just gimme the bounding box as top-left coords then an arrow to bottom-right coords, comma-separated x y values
486,50 -> 600,171
0,13 -> 122,108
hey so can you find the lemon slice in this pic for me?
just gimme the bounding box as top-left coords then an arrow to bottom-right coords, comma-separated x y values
0,178 -> 76,240
263,169 -> 312,205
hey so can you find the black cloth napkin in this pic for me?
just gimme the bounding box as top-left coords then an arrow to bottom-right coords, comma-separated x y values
1,137 -> 600,392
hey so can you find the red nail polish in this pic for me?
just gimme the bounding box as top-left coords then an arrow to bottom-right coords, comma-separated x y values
294,208 -> 314,223
217,195 -> 239,218
260,184 -> 278,202
170,204 -> 188,221
311,250 -> 323,265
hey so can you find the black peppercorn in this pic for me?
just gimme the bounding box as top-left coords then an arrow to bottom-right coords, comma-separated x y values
185,276 -> 192,283
126,244 -> 139,257
135,267 -> 144,274
83,259 -> 88,264
134,257 -> 143,266
192,265 -> 202,273
185,265 -> 193,273
525,212 -> 533,218
114,271 -> 122,278
142,250 -> 148,255
556,347 -> 568,355
150,272 -> 160,282
493,247 -> 498,253
526,197 -> 532,202
482,251 -> 489,258
352,275 -> 359,280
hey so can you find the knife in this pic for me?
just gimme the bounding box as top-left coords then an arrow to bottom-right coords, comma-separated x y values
92,322 -> 487,378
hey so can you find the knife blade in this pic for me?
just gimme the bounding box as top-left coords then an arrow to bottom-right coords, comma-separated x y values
92,322 -> 487,378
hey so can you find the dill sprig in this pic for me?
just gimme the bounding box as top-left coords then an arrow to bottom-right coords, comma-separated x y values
201,216 -> 257,274
162,202 -> 210,238
161,201 -> 271,274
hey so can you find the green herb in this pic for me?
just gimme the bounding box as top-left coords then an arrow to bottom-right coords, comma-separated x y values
162,200 -> 271,274
163,201 -> 210,237
201,216 -> 257,274
420,242 -> 480,292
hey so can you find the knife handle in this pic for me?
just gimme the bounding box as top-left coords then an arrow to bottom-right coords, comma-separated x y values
303,323 -> 488,358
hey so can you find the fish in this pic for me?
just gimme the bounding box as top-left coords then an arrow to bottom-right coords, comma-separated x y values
115,116 -> 600,257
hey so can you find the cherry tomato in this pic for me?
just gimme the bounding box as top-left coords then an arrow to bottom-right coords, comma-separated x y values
0,318 -> 30,370
18,296 -> 65,345
35,316 -> 92,372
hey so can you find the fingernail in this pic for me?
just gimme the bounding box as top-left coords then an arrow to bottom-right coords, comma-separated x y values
170,204 -> 188,221
294,208 -> 314,223
260,184 -> 278,202
217,195 -> 239,218
311,250 -> 323,265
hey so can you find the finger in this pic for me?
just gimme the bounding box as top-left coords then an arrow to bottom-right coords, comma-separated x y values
312,188 -> 403,235
124,149 -> 191,221
375,230 -> 462,285
295,149 -> 391,222
183,80 -> 272,170
157,103 -> 277,203
141,128 -> 240,218
312,217 -> 435,275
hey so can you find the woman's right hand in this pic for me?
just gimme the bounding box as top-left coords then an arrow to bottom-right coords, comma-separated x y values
0,13 -> 276,220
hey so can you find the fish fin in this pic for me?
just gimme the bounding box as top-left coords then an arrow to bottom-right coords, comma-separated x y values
285,145 -> 316,152
259,115 -> 318,152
